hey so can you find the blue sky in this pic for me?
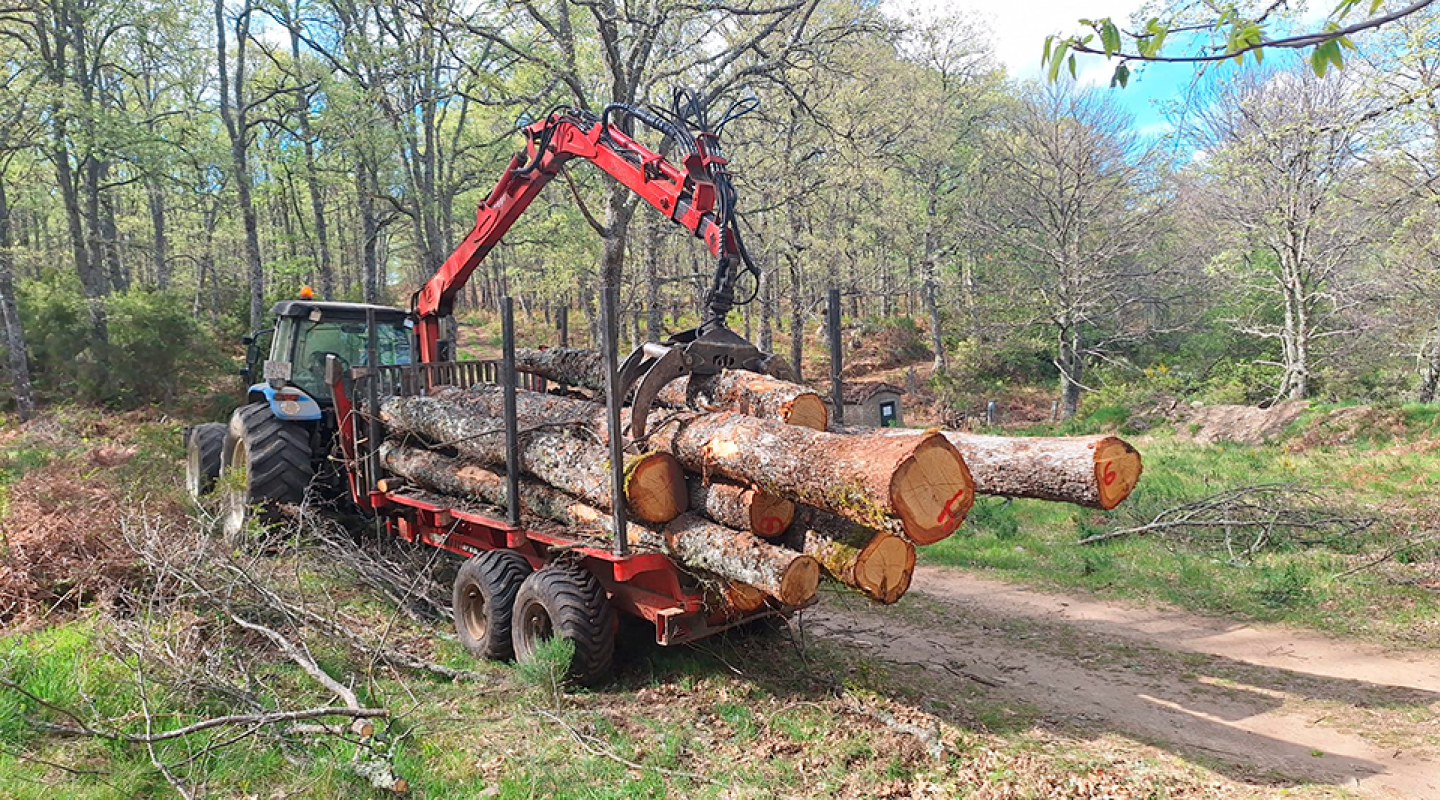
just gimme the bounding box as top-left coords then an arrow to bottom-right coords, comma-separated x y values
881,0 -> 1247,139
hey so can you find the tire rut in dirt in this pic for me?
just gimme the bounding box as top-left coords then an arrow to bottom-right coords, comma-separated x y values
454,550 -> 533,661
512,563 -> 616,686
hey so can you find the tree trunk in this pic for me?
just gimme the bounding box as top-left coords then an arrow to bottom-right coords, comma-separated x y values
783,506 -> 914,604
0,178 -> 35,421
788,257 -> 804,381
1419,327 -> 1440,404
357,159 -> 380,304
147,178 -> 169,290
216,0 -> 265,330
379,444 -> 817,605
923,192 -> 947,372
422,384 -> 973,543
688,478 -> 795,538
1058,324 -> 1083,419
942,432 -> 1142,510
379,397 -> 686,523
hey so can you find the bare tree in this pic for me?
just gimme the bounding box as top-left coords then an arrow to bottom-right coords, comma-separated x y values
1189,69 -> 1381,400
972,81 -> 1167,418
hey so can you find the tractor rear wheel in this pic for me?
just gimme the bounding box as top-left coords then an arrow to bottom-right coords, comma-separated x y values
185,423 -> 227,499
220,402 -> 313,537
511,563 -> 616,686
453,551 -> 533,661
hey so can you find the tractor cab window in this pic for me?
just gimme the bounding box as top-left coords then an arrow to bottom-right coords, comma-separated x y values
274,318 -> 412,400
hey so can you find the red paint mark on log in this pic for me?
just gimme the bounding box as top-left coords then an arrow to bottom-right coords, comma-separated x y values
1102,462 -> 1118,486
937,488 -> 969,526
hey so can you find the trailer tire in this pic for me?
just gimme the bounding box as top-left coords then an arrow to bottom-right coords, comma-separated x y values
454,551 -> 533,661
220,403 -> 313,537
185,423 -> 227,499
512,563 -> 616,686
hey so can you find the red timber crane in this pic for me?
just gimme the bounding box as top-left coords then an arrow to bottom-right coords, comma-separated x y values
411,89 -> 776,435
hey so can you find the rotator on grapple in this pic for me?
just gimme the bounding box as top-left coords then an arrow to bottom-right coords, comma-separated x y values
410,87 -> 773,437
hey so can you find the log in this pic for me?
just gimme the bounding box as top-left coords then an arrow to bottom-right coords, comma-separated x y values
942,432 -> 1142,510
782,507 -> 915,604
648,412 -> 972,545
513,347 -> 606,391
379,396 -> 685,523
379,445 -> 818,605
423,385 -> 973,544
656,371 -> 828,431
688,478 -> 795,539
511,350 -> 809,414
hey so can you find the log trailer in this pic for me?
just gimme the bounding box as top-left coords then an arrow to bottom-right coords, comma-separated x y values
202,90 -> 802,683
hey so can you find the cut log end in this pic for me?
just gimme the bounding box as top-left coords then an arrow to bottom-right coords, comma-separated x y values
778,557 -> 821,606
722,582 -> 769,614
780,394 -> 829,431
1094,438 -> 1144,511
855,533 -> 916,605
749,491 -> 796,539
890,434 -> 974,545
625,452 -> 689,523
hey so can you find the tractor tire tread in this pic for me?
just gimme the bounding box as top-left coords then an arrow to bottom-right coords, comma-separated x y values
454,550 -> 532,661
512,563 -> 616,686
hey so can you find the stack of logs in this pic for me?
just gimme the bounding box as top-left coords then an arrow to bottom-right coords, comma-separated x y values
376,347 -> 1143,614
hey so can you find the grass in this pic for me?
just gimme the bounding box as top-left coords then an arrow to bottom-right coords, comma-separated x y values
922,429 -> 1440,645
3,377 -> 1436,795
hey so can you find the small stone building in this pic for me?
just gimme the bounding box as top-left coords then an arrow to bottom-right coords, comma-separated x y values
841,381 -> 904,428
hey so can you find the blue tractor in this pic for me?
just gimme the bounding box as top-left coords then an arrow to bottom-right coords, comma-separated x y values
184,299 -> 415,534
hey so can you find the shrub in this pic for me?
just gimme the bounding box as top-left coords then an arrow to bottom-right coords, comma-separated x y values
16,275 -> 219,406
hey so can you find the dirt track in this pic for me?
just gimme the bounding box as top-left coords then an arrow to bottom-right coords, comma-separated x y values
809,566 -> 1440,798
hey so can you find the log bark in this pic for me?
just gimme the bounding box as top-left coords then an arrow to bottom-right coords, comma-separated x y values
379,396 -> 685,523
783,507 -> 915,604
942,432 -> 1141,510
688,478 -> 795,539
423,385 -> 972,544
513,347 -> 606,391
656,372 -> 827,431
379,445 -> 817,605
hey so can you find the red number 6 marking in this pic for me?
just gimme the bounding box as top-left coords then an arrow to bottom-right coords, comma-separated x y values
1101,461 -> 1118,487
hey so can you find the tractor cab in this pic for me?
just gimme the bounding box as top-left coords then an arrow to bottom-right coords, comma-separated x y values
243,301 -> 413,419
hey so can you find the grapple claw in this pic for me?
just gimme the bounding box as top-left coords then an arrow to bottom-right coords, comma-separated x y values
616,325 -> 770,440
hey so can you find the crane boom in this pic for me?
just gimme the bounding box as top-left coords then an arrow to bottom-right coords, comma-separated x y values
413,107 -> 743,364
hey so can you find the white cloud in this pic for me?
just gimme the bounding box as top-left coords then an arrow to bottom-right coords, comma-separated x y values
884,0 -> 1150,79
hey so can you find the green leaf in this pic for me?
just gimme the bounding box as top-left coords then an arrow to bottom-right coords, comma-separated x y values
1338,35 -> 1356,51
1311,44 -> 1332,76
1149,25 -> 1168,54
1068,53 -> 1077,79
1100,19 -> 1121,56
1043,35 -> 1053,64
1048,41 -> 1070,81
1110,63 -> 1130,88
1253,45 -> 1264,64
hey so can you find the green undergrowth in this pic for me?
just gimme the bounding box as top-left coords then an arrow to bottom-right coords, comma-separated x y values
922,430 -> 1440,646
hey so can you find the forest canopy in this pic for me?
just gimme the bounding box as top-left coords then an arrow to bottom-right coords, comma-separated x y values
1,0 -> 1438,419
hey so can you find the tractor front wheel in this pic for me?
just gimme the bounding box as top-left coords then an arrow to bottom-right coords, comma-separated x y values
185,423 -> 227,499
511,563 -> 616,686
220,403 -> 313,537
